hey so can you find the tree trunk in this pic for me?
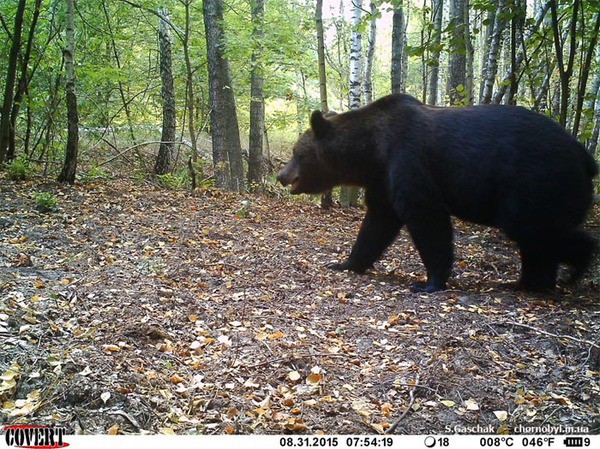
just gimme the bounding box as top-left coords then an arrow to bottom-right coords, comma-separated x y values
494,1 -> 550,104
58,0 -> 79,184
479,7 -> 496,102
464,4 -> 474,105
182,0 -> 199,163
391,1 -> 407,93
480,0 -> 507,104
348,0 -> 363,110
504,0 -> 527,105
203,0 -> 245,191
316,0 -> 329,113
0,0 -> 27,164
447,0 -> 469,105
341,0 -> 363,207
364,2 -> 377,104
585,50 -> 600,154
427,0 -> 443,105
8,0 -> 43,162
316,0 -> 333,209
154,9 -> 176,175
248,0 -> 265,188
572,12 -> 600,138
588,90 -> 600,157
550,0 -> 580,127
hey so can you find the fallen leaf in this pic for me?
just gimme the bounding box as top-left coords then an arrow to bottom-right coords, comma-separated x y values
494,410 -> 508,421
465,399 -> 479,411
306,373 -> 323,385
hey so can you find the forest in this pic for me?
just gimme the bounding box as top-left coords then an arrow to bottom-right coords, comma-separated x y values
0,0 -> 599,437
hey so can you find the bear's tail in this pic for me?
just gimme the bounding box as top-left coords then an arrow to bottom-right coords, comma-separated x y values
555,229 -> 599,283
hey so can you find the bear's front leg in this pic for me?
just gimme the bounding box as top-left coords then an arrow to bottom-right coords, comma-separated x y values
406,210 -> 454,293
328,204 -> 403,274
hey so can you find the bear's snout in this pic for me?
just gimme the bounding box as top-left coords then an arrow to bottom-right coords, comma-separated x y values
276,162 -> 299,187
275,170 -> 289,186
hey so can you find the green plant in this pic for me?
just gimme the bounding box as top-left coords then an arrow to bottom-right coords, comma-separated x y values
34,192 -> 59,213
156,172 -> 187,190
132,169 -> 148,185
190,159 -> 215,189
5,156 -> 34,181
81,166 -> 110,182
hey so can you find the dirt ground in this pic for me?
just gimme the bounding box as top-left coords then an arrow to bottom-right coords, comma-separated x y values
0,179 -> 598,435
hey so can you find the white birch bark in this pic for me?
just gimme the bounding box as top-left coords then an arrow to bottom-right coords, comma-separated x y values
363,2 -> 377,104
349,0 -> 363,109
480,0 -> 507,104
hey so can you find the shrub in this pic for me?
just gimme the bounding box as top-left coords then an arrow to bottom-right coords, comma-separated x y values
34,192 -> 59,213
5,156 -> 34,181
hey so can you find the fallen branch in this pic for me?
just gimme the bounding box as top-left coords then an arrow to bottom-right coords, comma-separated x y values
108,410 -> 142,431
506,321 -> 597,347
89,140 -> 195,171
385,373 -> 420,434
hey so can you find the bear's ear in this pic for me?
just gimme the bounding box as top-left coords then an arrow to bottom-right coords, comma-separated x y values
310,110 -> 332,139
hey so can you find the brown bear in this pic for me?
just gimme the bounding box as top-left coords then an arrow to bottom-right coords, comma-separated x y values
277,94 -> 598,293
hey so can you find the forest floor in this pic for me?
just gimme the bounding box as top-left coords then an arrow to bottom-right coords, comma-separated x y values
0,178 -> 599,435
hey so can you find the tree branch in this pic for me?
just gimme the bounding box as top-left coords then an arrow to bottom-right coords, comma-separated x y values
115,0 -> 184,40
506,321 -> 597,347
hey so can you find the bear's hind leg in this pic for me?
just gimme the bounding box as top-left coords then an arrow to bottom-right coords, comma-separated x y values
406,212 -> 453,293
554,229 -> 598,283
517,241 -> 559,292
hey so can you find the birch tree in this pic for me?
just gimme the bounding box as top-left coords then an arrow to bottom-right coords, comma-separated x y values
571,12 -> 600,137
348,0 -> 363,109
340,0 -> 363,207
585,50 -> 600,155
480,0 -> 508,104
493,1 -> 550,104
364,2 -> 377,104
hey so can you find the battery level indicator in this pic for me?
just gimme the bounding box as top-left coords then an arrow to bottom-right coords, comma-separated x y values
563,437 -> 583,447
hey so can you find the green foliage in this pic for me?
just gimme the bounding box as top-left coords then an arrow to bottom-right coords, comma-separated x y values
33,192 -> 59,213
5,156 -> 35,181
190,158 -> 215,190
2,0 -> 598,181
156,171 -> 187,190
80,166 -> 110,182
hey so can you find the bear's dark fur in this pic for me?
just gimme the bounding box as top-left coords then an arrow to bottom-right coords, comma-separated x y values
277,94 -> 599,293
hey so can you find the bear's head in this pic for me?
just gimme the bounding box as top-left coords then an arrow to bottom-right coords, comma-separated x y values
277,111 -> 340,194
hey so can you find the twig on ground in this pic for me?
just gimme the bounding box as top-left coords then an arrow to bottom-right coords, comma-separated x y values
108,410 -> 142,431
385,373 -> 420,434
504,321 -> 596,346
